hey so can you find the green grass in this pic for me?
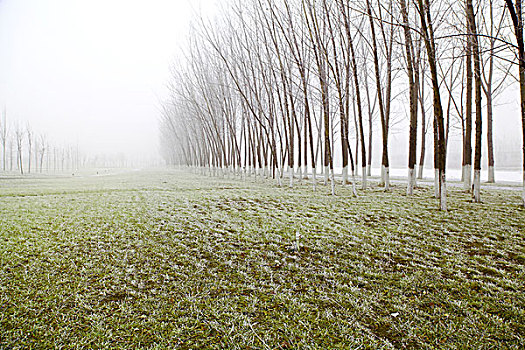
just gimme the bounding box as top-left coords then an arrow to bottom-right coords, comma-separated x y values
0,170 -> 524,349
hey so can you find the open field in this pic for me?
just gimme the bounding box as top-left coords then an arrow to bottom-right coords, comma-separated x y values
0,170 -> 524,349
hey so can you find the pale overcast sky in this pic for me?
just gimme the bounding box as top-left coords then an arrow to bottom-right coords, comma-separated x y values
0,0 -> 215,161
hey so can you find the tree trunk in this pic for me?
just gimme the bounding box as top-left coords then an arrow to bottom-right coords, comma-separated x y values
344,12 -> 367,189
467,0 -> 483,203
433,115 -> 439,198
363,65 -> 374,177
417,0 -> 447,211
463,7 -> 473,191
505,0 -> 525,206
367,0 -> 389,190
418,71 -> 427,179
486,93 -> 495,183
401,0 -> 418,195
321,65 -> 333,194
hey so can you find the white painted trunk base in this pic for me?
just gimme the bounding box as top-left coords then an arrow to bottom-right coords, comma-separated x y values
362,166 -> 367,190
383,166 -> 390,190
312,168 -> 317,192
434,169 -> 440,198
351,174 -> 358,196
330,170 -> 335,196
440,171 -> 447,211
473,169 -> 481,203
522,171 -> 525,207
407,168 -> 415,195
366,165 -> 371,177
487,166 -> 495,183
342,166 -> 348,185
463,165 -> 472,191
324,166 -> 329,185
417,165 -> 424,179
288,166 -> 294,188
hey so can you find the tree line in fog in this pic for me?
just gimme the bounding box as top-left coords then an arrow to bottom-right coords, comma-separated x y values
159,0 -> 525,210
0,111 -> 140,174
0,110 -> 82,174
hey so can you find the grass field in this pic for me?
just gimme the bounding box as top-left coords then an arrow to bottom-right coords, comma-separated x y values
0,170 -> 524,349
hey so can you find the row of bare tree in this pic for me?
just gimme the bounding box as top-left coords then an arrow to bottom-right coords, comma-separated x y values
160,0 -> 525,210
0,110 -> 82,174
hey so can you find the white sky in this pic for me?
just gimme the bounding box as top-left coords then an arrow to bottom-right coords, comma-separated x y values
0,0 -> 215,161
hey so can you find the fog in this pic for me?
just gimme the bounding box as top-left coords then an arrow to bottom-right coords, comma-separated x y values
0,0 -> 216,164
0,0 -> 522,175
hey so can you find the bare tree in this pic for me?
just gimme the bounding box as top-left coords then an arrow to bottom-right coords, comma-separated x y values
8,135 -> 14,171
480,0 -> 511,183
505,0 -> 525,206
464,0 -> 484,203
14,124 -> 24,175
303,0 -> 336,194
401,0 -> 419,194
38,135 -> 47,173
415,0 -> 448,210
26,124 -> 33,174
366,0 -> 393,190
463,5 -> 474,190
0,107 -> 7,172
417,56 -> 429,180
339,0 -> 367,189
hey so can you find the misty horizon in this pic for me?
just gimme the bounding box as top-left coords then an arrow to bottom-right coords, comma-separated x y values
0,0 -> 217,163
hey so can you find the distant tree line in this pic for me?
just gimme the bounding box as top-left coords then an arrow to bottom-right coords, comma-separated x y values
0,110 -> 83,174
160,0 -> 525,210
0,111 -> 160,173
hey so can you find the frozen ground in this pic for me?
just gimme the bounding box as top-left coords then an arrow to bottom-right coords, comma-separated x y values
0,170 -> 524,349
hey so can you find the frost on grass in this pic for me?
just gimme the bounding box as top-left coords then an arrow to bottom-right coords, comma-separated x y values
0,170 -> 524,349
